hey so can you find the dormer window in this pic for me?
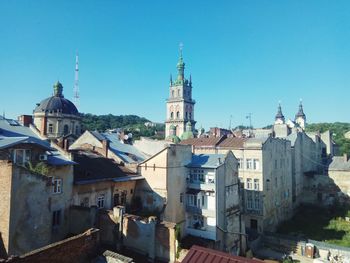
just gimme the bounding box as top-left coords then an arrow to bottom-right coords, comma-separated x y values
13,149 -> 31,166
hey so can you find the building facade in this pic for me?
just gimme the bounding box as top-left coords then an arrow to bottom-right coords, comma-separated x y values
0,118 -> 74,256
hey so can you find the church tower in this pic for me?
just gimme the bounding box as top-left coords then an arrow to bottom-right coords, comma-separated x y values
165,47 -> 196,138
295,100 -> 306,130
274,103 -> 285,125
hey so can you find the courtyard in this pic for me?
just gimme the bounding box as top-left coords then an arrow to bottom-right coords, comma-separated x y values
277,204 -> 350,247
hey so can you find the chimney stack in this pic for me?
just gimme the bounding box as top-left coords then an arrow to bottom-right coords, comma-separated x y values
18,115 -> 33,127
102,139 -> 109,158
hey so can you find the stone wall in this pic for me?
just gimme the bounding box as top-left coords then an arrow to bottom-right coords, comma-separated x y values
0,229 -> 100,263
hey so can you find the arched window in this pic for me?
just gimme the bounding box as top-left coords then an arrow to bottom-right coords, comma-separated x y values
63,125 -> 69,135
186,112 -> 188,120
75,125 -> 80,135
176,111 -> 180,119
177,89 -> 180,97
172,90 -> 174,98
170,112 -> 174,119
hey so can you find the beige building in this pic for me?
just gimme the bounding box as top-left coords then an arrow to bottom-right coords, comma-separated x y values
71,150 -> 142,211
33,81 -> 81,142
181,135 -> 293,233
165,50 -> 196,138
135,144 -> 245,253
0,118 -> 74,256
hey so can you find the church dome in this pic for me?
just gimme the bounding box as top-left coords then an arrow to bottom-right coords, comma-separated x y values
34,81 -> 79,115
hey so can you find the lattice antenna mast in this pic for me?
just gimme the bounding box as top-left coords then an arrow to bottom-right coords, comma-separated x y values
73,53 -> 80,108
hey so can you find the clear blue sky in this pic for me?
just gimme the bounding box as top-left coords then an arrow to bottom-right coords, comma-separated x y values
1,0 -> 349,129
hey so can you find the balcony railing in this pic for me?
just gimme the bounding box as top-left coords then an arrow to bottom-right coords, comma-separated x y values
187,181 -> 215,192
186,205 -> 216,217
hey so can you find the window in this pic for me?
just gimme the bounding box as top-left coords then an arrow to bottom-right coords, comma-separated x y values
176,111 -> 180,119
238,158 -> 243,169
52,178 -> 62,194
97,194 -> 105,209
172,90 -> 174,97
81,197 -> 89,207
254,192 -> 260,210
274,160 -> 278,169
75,125 -> 80,135
247,178 -> 252,189
246,191 -> 253,209
253,159 -> 260,170
190,169 -> 205,183
192,215 -> 204,229
170,112 -> 174,119
187,194 -> 197,207
202,195 -> 205,207
186,112 -> 188,119
275,177 -> 278,187
207,174 -> 215,184
63,124 -> 69,135
189,113 -> 192,120
13,149 -> 31,166
52,210 -> 61,227
254,179 -> 259,190
48,124 -> 53,133
180,193 -> 183,203
246,159 -> 253,170
177,89 -> 180,96
266,179 -> 270,191
121,191 -> 127,205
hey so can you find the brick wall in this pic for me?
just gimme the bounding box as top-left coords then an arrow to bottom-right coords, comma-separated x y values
0,229 -> 100,263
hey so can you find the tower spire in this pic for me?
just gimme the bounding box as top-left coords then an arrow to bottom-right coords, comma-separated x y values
296,98 -> 305,118
176,43 -> 185,82
73,52 -> 80,108
275,101 -> 285,123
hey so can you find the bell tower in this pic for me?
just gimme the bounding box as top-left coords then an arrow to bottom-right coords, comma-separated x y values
295,99 -> 306,130
165,45 -> 196,138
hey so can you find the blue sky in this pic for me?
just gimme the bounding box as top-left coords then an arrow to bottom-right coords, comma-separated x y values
0,0 -> 349,129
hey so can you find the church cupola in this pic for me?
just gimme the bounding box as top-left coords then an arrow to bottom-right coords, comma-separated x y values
53,81 -> 64,97
295,99 -> 306,129
275,103 -> 285,124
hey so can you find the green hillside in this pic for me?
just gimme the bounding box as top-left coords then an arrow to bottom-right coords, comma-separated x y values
306,122 -> 350,156
81,113 -> 165,139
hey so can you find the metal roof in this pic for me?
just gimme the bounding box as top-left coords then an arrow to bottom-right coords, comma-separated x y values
181,245 -> 264,263
0,118 -> 52,150
187,154 -> 226,168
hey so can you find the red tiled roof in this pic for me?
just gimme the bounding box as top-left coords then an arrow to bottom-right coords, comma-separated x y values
181,245 -> 263,263
217,137 -> 246,148
180,137 -> 223,147
180,136 -> 245,149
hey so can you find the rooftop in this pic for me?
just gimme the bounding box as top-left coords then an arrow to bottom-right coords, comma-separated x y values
187,153 -> 226,168
181,245 -> 263,263
73,150 -> 139,184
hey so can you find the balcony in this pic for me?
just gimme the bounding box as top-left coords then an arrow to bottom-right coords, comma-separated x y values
186,205 -> 216,217
187,181 -> 215,192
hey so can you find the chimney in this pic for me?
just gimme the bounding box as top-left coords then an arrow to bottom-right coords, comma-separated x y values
18,115 -> 33,127
63,139 -> 69,152
218,157 -> 221,165
344,153 -> 348,162
102,139 -> 109,158
41,116 -> 47,136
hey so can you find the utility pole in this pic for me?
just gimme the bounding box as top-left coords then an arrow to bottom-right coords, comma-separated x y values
73,53 -> 80,108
